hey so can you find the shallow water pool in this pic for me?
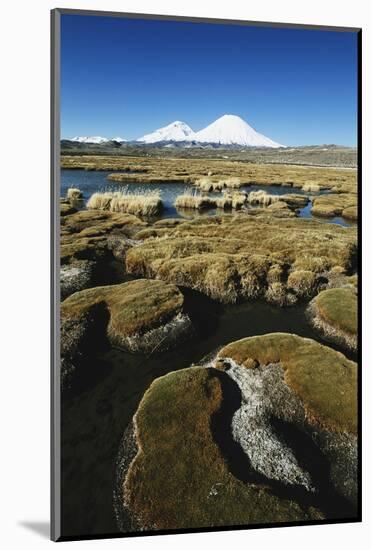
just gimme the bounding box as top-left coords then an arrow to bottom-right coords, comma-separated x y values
61,169 -> 354,226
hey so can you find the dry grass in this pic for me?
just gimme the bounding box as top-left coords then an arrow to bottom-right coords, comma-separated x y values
87,187 -> 162,217
247,190 -> 281,207
175,189 -> 216,210
302,182 -> 320,192
61,155 -> 357,194
124,367 -> 318,530
125,215 -> 357,304
287,270 -> 319,298
67,187 -> 83,200
60,209 -> 145,265
311,193 -> 357,219
175,189 -> 247,211
195,176 -> 243,192
218,333 -> 357,434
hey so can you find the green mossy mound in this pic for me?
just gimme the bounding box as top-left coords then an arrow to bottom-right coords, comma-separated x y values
308,288 -> 357,351
123,367 -> 321,530
61,279 -> 192,353
125,215 -> 356,304
218,333 -> 357,434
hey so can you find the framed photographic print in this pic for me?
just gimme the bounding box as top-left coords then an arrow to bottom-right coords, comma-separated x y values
51,8 -> 361,542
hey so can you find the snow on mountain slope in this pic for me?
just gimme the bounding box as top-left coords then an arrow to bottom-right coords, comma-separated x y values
111,136 -> 126,142
191,114 -> 284,148
137,121 -> 195,143
71,136 -> 109,144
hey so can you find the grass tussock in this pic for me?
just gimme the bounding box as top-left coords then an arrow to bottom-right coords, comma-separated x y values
311,193 -> 357,219
61,279 -> 184,344
125,215 -> 357,304
175,189 -> 247,211
302,182 -> 320,192
218,333 -> 357,434
175,189 -> 216,210
60,209 -> 145,265
307,288 -> 357,352
247,190 -> 281,207
312,287 -> 357,336
124,367 -> 317,530
195,176 -> 243,192
287,270 -> 319,298
67,187 -> 83,200
87,187 -> 162,217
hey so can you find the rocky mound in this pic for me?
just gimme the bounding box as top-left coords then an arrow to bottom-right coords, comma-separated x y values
307,288 -> 357,351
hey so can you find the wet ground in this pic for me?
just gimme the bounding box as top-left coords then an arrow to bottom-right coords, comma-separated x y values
60,288 -> 357,538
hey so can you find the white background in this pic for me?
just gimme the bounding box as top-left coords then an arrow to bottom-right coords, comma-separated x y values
0,0 -> 369,548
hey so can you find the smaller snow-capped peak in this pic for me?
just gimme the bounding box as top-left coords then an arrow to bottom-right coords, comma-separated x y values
71,136 -> 109,144
193,114 -> 284,148
137,121 -> 195,143
111,136 -> 126,142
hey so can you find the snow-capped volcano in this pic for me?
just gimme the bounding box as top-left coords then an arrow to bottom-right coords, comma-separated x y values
192,114 -> 284,148
137,121 -> 195,143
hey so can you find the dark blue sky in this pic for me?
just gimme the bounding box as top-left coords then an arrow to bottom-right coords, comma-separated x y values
61,14 -> 358,145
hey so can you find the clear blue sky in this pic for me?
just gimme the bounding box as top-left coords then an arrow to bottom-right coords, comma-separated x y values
61,14 -> 358,146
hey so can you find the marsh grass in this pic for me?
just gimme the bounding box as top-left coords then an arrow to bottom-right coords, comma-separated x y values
195,176 -> 243,192
175,188 -> 247,211
87,187 -> 162,217
67,187 -> 83,200
302,182 -> 320,192
125,215 -> 357,304
61,155 -> 357,196
175,188 -> 216,210
247,190 -> 281,207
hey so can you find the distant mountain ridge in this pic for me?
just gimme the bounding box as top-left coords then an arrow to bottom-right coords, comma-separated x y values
66,114 -> 284,148
71,136 -> 126,144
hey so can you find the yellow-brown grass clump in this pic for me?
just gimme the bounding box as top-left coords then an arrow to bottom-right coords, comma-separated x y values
195,176 -> 243,192
302,182 -> 320,192
87,187 -> 162,217
67,187 -> 83,200
175,189 -> 216,210
247,190 -> 281,207
125,215 -> 357,304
